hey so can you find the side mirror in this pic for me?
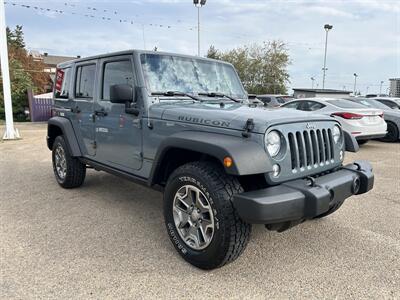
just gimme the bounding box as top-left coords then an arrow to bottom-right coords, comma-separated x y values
110,84 -> 134,103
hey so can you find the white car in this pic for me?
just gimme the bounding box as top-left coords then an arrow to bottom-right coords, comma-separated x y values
281,98 -> 387,144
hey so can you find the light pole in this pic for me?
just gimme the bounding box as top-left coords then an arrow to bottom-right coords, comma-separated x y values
379,81 -> 384,94
0,0 -> 19,139
193,0 -> 206,56
322,24 -> 333,89
311,77 -> 315,89
353,73 -> 358,95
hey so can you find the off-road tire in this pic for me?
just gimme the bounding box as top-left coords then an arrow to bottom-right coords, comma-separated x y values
164,161 -> 251,270
380,121 -> 399,142
52,135 -> 86,188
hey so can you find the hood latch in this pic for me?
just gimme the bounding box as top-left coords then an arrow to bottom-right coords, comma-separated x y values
242,118 -> 254,138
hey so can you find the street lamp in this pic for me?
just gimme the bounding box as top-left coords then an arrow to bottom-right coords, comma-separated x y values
379,80 -> 384,94
353,73 -> 358,95
193,0 -> 206,56
311,77 -> 315,89
322,24 -> 333,89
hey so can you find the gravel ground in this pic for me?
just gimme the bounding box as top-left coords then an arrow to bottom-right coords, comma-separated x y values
1,123 -> 399,299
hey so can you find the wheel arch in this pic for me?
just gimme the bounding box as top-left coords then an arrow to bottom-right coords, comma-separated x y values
148,131 -> 272,187
47,117 -> 82,157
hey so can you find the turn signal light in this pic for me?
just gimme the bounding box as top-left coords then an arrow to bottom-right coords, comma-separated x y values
331,112 -> 363,120
223,157 -> 233,168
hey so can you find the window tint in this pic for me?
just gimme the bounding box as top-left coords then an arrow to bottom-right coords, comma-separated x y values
259,97 -> 271,103
283,101 -> 300,109
102,60 -> 134,100
276,97 -> 286,104
54,68 -> 71,99
380,100 -> 399,109
307,101 -> 325,111
327,99 -> 366,109
75,64 -> 96,98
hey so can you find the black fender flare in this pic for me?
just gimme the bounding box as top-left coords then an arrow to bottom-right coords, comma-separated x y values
343,130 -> 359,153
47,117 -> 82,157
149,131 -> 273,185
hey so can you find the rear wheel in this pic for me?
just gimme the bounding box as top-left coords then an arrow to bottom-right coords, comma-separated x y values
380,121 -> 399,142
164,161 -> 251,269
52,135 -> 86,188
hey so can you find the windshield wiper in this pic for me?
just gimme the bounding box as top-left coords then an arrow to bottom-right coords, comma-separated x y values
152,91 -> 201,101
198,92 -> 241,103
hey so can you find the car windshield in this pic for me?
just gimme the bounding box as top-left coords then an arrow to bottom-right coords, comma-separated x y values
327,99 -> 367,109
140,53 -> 247,99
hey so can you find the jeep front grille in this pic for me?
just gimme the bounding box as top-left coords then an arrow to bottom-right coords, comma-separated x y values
288,128 -> 334,171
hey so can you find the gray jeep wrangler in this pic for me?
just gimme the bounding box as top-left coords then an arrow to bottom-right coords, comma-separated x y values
47,50 -> 374,269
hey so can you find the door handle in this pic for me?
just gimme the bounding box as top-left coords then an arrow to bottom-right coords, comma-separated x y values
94,108 -> 107,117
71,106 -> 81,113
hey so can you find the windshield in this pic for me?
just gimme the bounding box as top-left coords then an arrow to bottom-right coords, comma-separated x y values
140,53 -> 246,99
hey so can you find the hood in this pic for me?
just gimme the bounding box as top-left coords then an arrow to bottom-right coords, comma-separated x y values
149,101 -> 335,133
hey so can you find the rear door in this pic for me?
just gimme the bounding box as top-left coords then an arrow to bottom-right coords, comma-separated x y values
73,61 -> 97,156
93,55 -> 143,172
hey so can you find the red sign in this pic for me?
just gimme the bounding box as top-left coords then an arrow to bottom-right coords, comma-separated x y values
55,69 -> 65,92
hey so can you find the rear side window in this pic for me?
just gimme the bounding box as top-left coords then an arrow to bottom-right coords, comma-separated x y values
283,101 -> 300,109
54,67 -> 71,99
307,101 -> 325,111
327,99 -> 366,109
75,64 -> 96,99
102,60 -> 134,100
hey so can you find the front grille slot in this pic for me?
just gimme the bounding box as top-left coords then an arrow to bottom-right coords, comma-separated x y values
288,127 -> 335,172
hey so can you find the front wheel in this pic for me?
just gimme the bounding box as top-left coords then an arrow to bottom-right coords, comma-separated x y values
164,161 -> 251,269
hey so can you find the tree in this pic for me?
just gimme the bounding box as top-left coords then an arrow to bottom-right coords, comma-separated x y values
0,26 -> 50,120
206,41 -> 290,94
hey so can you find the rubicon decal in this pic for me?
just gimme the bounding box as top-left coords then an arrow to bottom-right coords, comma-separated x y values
178,116 -> 230,127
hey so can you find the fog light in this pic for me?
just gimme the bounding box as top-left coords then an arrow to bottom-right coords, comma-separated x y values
272,164 -> 280,177
223,157 -> 233,168
339,150 -> 344,160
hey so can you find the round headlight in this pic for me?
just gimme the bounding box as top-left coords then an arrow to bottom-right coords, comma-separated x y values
265,130 -> 281,157
332,125 -> 341,143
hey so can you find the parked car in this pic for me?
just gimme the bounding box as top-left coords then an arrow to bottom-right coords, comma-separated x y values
257,94 -> 294,107
347,98 -> 400,142
365,94 -> 388,98
281,98 -> 387,144
47,50 -> 374,269
372,97 -> 400,110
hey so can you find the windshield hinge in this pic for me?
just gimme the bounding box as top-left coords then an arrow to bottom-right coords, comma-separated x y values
242,118 -> 254,138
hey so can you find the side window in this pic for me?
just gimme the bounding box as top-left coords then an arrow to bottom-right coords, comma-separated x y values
75,64 -> 96,99
381,100 -> 398,109
102,60 -> 134,101
308,101 -> 325,111
54,68 -> 71,99
283,101 -> 300,109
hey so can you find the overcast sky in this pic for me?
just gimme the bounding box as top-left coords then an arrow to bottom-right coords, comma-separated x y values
5,0 -> 400,94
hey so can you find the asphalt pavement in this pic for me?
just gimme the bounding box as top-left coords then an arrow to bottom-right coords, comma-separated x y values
1,123 -> 399,299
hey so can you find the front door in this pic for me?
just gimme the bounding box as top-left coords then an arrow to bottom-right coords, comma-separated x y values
73,61 -> 97,156
93,56 -> 143,172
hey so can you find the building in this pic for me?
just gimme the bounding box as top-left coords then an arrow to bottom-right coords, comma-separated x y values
389,78 -> 400,97
28,51 -> 79,91
293,88 -> 352,99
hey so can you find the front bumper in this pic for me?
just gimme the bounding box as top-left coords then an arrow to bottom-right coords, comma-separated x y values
233,160 -> 374,224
